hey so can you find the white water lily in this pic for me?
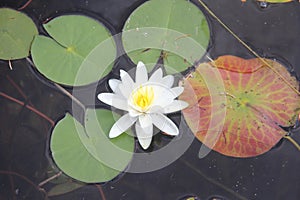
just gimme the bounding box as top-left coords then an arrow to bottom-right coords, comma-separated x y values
97,61 -> 188,149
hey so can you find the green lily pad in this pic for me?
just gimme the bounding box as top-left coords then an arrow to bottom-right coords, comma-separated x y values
50,110 -> 134,183
82,109 -> 135,172
31,15 -> 116,86
122,0 -> 210,73
0,8 -> 38,60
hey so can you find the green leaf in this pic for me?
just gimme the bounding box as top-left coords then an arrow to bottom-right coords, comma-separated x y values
122,0 -> 210,73
82,109 -> 135,172
48,181 -> 85,197
31,15 -> 116,86
50,110 -> 134,183
0,8 -> 38,60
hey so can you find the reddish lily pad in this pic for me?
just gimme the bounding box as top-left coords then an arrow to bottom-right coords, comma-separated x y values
213,55 -> 263,73
179,55 -> 300,157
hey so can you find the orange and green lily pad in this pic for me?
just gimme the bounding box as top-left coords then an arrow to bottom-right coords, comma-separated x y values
179,55 -> 300,157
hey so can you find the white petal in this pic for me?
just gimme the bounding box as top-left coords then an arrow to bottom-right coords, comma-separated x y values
135,121 -> 153,149
139,114 -> 152,128
118,83 -> 132,99
147,105 -> 162,113
151,113 -> 179,136
161,75 -> 174,88
119,70 -> 134,98
128,109 -> 141,117
120,70 -> 134,85
150,86 -> 176,108
163,100 -> 189,114
136,61 -> 148,84
97,93 -> 128,111
149,68 -> 163,82
108,79 -> 121,93
109,113 -> 137,138
171,86 -> 184,97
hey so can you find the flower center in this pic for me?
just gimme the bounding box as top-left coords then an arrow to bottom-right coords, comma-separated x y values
132,85 -> 154,111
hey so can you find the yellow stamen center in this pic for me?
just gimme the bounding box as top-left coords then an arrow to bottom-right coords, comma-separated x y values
132,85 -> 154,111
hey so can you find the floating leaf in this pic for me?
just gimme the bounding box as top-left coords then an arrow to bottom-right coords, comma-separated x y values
179,55 -> 300,157
31,15 -> 116,86
0,8 -> 38,60
50,109 -> 134,183
48,181 -> 85,197
122,0 -> 210,73
213,55 -> 263,73
82,109 -> 135,172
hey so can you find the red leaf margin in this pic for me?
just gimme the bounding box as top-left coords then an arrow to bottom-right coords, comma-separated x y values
179,55 -> 300,157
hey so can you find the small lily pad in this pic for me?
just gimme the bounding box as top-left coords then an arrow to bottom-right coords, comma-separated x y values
31,15 -> 116,86
50,110 -> 134,183
122,0 -> 210,73
180,55 -> 300,157
0,8 -> 38,60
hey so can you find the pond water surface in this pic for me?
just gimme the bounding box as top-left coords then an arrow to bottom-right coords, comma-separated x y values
0,0 -> 299,200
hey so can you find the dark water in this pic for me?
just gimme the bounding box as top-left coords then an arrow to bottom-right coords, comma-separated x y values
0,0 -> 300,199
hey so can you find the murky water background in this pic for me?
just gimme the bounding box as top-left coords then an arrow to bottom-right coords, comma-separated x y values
0,0 -> 299,199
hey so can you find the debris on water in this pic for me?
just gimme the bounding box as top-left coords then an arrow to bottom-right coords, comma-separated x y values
259,1 -> 268,8
208,196 -> 228,200
179,195 -> 200,200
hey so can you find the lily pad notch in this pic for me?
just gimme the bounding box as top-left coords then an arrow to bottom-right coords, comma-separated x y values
31,14 -> 117,86
122,0 -> 210,73
50,109 -> 135,183
0,8 -> 38,61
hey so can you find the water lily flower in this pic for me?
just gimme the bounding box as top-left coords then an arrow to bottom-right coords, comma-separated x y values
97,62 -> 188,149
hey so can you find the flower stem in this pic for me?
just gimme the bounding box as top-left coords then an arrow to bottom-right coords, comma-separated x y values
53,83 -> 86,112
284,135 -> 300,151
181,159 -> 248,200
197,0 -> 300,96
0,92 -> 55,127
26,57 -> 85,112
95,184 -> 107,200
18,0 -> 33,10
0,170 -> 47,198
38,171 -> 62,187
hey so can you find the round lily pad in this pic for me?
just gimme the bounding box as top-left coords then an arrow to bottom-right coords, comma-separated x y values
0,8 -> 38,60
122,0 -> 210,73
31,15 -> 116,86
50,109 -> 134,183
179,55 -> 300,157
